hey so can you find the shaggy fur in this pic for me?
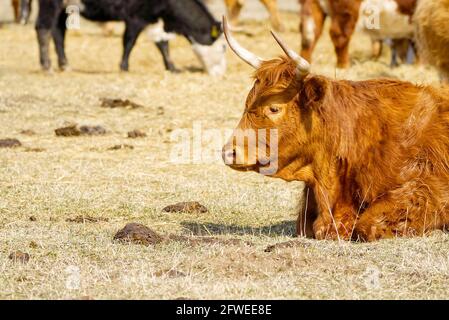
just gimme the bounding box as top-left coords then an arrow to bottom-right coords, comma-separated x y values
414,0 -> 449,83
224,56 -> 449,241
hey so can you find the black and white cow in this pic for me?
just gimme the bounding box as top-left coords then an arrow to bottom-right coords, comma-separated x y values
146,19 -> 226,76
35,0 -> 226,74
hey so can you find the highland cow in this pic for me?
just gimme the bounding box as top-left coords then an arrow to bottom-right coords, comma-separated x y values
221,16 -> 449,241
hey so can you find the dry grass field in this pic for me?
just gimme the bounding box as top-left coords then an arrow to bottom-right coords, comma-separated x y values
0,2 -> 448,299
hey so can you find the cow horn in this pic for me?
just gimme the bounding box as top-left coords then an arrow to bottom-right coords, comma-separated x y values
271,31 -> 310,77
222,16 -> 263,69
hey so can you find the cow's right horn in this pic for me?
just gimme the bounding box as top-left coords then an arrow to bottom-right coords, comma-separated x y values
271,31 -> 310,77
222,16 -> 263,69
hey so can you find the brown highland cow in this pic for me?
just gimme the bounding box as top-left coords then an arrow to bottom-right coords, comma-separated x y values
221,16 -> 449,241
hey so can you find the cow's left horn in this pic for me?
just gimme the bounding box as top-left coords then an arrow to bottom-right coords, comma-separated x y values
222,16 -> 264,69
271,31 -> 310,77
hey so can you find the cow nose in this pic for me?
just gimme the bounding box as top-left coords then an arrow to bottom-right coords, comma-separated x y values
222,146 -> 236,165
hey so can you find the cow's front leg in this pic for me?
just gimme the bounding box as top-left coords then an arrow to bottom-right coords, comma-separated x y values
224,0 -> 244,27
299,0 -> 326,63
329,0 -> 362,68
155,40 -> 179,73
312,186 -> 358,241
36,0 -> 63,71
313,203 -> 358,241
52,11 -> 69,71
37,28 -> 52,71
260,0 -> 285,32
12,0 -> 20,22
329,20 -> 351,68
121,20 -> 146,71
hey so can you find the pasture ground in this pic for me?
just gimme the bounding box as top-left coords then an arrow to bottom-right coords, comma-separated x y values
0,3 -> 448,299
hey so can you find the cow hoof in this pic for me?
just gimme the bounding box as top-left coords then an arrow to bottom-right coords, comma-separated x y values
120,64 -> 129,72
59,64 -> 71,72
313,219 -> 353,241
41,63 -> 51,72
43,68 -> 54,75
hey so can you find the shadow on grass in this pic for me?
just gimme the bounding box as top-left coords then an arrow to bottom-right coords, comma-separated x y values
181,220 -> 296,237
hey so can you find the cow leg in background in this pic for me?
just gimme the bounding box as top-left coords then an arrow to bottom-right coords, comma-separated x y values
224,0 -> 244,26
36,0 -> 62,71
37,29 -> 52,70
329,0 -> 362,68
390,39 -> 411,68
296,187 -> 318,238
155,41 -> 179,73
20,0 -> 33,25
299,0 -> 326,63
371,40 -> 383,60
260,0 -> 284,32
12,0 -> 20,22
147,20 -> 179,73
52,11 -> 69,70
120,20 -> 146,71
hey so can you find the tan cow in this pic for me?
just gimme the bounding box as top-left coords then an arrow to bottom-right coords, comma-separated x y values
224,0 -> 285,32
414,0 -> 449,83
222,16 -> 449,241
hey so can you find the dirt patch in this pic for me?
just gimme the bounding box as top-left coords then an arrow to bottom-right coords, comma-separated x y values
163,202 -> 208,214
9,251 -> 30,264
20,129 -> 36,136
107,144 -> 134,151
100,98 -> 144,110
113,223 -> 166,246
23,147 -> 46,153
154,269 -> 187,278
55,124 -> 107,137
66,216 -> 109,223
264,240 -> 312,252
127,130 -> 147,139
79,125 -> 107,136
29,241 -> 40,249
113,223 -> 252,247
0,138 -> 21,148
169,235 -> 251,246
156,106 -> 165,115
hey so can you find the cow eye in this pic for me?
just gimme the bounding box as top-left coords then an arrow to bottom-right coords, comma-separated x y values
269,105 -> 280,113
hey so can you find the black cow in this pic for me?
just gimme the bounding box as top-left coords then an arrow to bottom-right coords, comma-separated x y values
36,0 -> 223,72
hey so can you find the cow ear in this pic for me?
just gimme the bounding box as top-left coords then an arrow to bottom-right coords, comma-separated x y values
301,76 -> 328,106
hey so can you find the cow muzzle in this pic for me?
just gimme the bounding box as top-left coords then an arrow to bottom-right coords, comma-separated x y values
222,142 -> 276,174
222,144 -> 252,170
